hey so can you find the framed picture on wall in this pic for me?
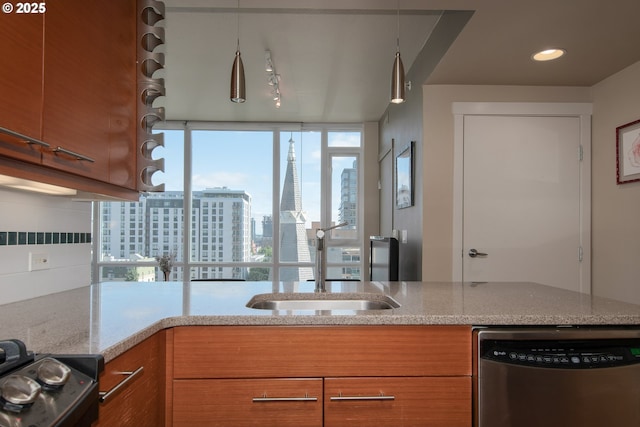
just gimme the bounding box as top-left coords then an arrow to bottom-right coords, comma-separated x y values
616,118 -> 640,184
396,141 -> 414,208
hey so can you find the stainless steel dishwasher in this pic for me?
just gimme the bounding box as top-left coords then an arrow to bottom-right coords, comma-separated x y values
474,327 -> 640,426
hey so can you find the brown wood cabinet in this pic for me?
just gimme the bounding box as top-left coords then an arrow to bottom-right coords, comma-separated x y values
170,325 -> 472,426
93,331 -> 166,427
0,0 -> 140,199
42,0 -> 137,188
0,13 -> 44,163
324,377 -> 470,427
173,378 -> 323,427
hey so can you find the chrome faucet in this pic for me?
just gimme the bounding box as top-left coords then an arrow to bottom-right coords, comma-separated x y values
315,222 -> 348,292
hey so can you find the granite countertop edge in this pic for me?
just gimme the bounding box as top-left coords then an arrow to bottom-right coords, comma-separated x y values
99,312 -> 640,362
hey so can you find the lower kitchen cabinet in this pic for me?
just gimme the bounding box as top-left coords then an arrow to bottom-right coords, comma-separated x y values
173,378 -> 323,427
324,376 -> 471,427
171,376 -> 469,427
169,325 -> 472,426
93,331 -> 166,427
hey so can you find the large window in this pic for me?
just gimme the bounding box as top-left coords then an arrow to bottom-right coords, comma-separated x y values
93,124 -> 362,282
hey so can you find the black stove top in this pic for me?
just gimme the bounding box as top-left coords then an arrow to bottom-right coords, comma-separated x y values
0,339 -> 103,427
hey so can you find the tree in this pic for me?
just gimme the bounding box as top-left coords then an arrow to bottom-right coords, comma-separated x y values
248,267 -> 269,281
259,246 -> 273,259
125,269 -> 139,281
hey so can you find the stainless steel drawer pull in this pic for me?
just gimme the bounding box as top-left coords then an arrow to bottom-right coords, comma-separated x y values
253,392 -> 318,402
98,366 -> 144,403
330,392 -> 395,401
0,126 -> 50,148
52,146 -> 95,162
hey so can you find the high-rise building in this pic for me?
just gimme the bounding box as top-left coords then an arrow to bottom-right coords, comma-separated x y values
100,188 -> 251,280
196,188 -> 252,279
262,215 -> 273,238
339,160 -> 357,228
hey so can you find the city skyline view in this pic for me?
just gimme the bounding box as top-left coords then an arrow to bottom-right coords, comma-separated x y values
154,129 -> 360,235
98,126 -> 363,281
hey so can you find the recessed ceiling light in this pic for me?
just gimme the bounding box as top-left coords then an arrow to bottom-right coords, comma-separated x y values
532,48 -> 566,61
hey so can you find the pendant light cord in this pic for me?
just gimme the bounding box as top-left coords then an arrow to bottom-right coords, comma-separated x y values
236,0 -> 240,51
396,0 -> 400,53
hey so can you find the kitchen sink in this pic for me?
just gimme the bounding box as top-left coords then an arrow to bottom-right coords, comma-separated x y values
246,292 -> 400,311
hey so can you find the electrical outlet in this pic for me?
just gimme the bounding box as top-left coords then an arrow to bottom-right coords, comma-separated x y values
29,252 -> 50,271
401,230 -> 408,244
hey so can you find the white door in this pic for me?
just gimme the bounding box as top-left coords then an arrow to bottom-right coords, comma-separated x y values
453,103 -> 591,293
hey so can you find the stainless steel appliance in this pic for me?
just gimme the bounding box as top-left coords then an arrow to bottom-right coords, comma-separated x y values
369,236 -> 399,281
474,328 -> 640,426
0,339 -> 103,427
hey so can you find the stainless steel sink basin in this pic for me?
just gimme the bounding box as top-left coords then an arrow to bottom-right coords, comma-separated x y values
246,293 -> 400,311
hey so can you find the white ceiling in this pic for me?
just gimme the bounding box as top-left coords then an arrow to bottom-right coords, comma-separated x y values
160,0 -> 640,123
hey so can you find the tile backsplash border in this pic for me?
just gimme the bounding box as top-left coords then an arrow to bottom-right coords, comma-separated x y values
0,231 -> 92,246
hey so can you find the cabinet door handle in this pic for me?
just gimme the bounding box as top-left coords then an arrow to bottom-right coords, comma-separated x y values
253,393 -> 318,402
0,126 -> 50,148
52,146 -> 95,163
330,392 -> 395,401
98,366 -> 144,403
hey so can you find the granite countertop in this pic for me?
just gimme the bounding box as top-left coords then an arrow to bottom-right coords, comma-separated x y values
1,281 -> 639,362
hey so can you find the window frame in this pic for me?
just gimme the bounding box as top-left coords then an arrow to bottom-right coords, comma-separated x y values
92,122 -> 364,283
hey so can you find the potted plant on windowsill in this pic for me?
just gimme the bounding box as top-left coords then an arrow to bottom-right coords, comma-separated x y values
155,253 -> 175,281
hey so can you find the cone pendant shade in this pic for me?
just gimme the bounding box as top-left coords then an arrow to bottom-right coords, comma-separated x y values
230,50 -> 246,103
391,51 -> 405,104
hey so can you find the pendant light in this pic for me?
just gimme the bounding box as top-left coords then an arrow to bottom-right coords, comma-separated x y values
390,0 -> 405,104
230,0 -> 246,103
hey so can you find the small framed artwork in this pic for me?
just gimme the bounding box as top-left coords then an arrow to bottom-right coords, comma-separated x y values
616,118 -> 640,184
396,141 -> 414,208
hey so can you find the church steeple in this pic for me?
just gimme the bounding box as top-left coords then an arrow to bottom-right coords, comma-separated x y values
279,135 -> 313,281
280,137 -> 303,212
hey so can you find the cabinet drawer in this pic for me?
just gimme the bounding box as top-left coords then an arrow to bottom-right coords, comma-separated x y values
173,378 -> 323,427
173,325 -> 471,378
324,377 -> 471,427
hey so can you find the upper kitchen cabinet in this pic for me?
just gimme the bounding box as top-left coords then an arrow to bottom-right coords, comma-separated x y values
42,0 -> 137,188
0,0 -> 164,199
0,12 -> 44,163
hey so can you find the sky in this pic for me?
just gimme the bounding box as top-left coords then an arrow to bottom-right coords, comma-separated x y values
153,129 -> 360,235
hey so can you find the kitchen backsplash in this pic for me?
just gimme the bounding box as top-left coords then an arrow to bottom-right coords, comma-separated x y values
0,231 -> 91,246
0,188 -> 92,305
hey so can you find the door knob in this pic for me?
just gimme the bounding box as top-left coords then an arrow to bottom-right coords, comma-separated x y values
469,249 -> 488,258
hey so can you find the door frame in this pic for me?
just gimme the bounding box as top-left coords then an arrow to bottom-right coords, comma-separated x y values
451,102 -> 592,293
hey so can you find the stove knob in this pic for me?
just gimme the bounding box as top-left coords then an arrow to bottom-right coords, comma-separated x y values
1,375 -> 41,406
37,358 -> 71,388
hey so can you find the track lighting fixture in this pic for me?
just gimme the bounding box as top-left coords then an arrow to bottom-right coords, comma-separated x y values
265,50 -> 281,108
265,50 -> 274,72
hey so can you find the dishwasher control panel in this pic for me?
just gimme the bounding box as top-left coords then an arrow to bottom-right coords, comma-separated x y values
480,338 -> 640,369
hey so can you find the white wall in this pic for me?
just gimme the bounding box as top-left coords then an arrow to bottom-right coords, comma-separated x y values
422,63 -> 640,305
0,188 -> 92,305
422,85 -> 592,281
591,61 -> 640,304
